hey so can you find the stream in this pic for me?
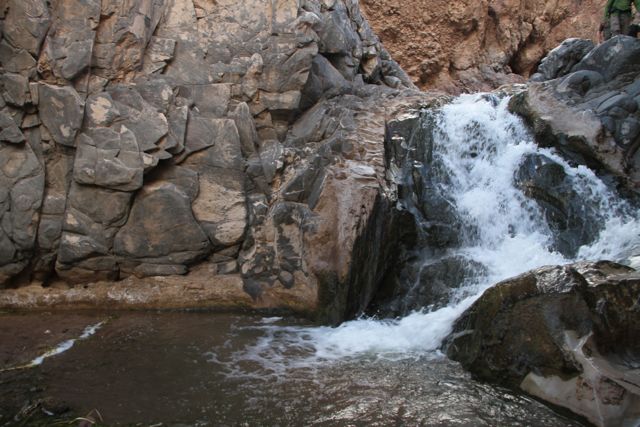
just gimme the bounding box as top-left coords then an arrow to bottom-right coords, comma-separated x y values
2,94 -> 638,426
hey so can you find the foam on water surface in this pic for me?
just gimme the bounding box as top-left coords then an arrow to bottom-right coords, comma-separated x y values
217,94 -> 640,377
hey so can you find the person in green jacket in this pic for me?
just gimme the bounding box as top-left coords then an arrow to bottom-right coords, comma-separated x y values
601,0 -> 640,39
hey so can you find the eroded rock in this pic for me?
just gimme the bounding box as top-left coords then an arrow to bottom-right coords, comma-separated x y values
0,0 -> 419,323
38,84 -> 84,146
113,181 -> 211,264
445,261 -> 640,427
510,37 -> 640,193
360,0 -> 602,93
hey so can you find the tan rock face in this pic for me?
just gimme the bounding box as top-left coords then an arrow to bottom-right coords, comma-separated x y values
0,0 -> 423,321
360,0 -> 603,93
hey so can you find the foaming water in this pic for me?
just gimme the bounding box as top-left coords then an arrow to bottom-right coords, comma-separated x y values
29,320 -> 106,367
221,94 -> 640,376
0,320 -> 106,373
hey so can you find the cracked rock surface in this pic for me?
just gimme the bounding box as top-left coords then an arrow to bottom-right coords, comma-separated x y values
0,0 -> 435,322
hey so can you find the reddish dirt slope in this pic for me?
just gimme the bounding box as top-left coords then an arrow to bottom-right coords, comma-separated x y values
361,0 -> 605,93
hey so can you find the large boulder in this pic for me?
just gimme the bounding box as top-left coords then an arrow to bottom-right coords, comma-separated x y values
529,38 -> 595,82
365,102 -> 484,317
513,153 -> 602,257
0,0 -> 423,322
445,261 -> 640,427
510,36 -> 640,194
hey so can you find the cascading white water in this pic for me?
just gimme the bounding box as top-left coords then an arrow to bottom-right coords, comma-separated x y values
221,94 -> 640,373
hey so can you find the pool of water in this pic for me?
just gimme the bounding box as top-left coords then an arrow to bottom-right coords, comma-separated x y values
0,311 -> 586,426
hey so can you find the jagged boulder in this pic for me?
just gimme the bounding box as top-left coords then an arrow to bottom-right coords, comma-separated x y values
445,261 -> 640,427
510,36 -> 640,193
529,38 -> 595,82
513,153 -> 603,257
366,102 -> 487,317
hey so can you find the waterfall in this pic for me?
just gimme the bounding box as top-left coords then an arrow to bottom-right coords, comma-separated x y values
224,94 -> 640,371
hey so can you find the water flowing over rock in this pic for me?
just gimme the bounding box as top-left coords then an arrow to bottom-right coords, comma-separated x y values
367,91 -> 639,318
353,91 -> 640,424
445,261 -> 640,427
2,4 -> 640,421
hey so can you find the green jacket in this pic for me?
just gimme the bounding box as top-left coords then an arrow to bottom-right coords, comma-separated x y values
605,0 -> 640,18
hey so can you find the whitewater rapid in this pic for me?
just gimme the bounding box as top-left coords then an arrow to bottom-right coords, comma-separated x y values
219,94 -> 640,373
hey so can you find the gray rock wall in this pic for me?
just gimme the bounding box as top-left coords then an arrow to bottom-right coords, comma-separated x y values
0,0 -> 422,320
511,36 -> 640,194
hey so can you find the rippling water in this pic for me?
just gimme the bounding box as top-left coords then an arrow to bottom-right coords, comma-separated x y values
0,312 -> 586,426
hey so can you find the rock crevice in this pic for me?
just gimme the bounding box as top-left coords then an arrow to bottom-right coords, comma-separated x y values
0,0 -> 429,322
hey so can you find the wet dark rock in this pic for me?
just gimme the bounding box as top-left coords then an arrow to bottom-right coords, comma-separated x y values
368,105 -> 471,317
445,261 -> 640,427
514,153 -> 601,257
529,38 -> 595,82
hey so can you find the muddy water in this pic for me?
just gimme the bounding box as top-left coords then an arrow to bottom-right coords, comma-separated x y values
0,312 -> 585,426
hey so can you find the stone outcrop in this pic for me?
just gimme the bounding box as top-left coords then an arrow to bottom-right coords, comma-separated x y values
360,0 -> 604,93
513,153 -> 603,258
510,36 -> 640,193
364,107 -> 490,317
445,261 -> 640,427
0,0 -> 430,322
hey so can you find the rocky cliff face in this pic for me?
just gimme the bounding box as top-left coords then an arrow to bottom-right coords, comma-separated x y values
0,0 -> 435,322
360,0 -> 603,93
